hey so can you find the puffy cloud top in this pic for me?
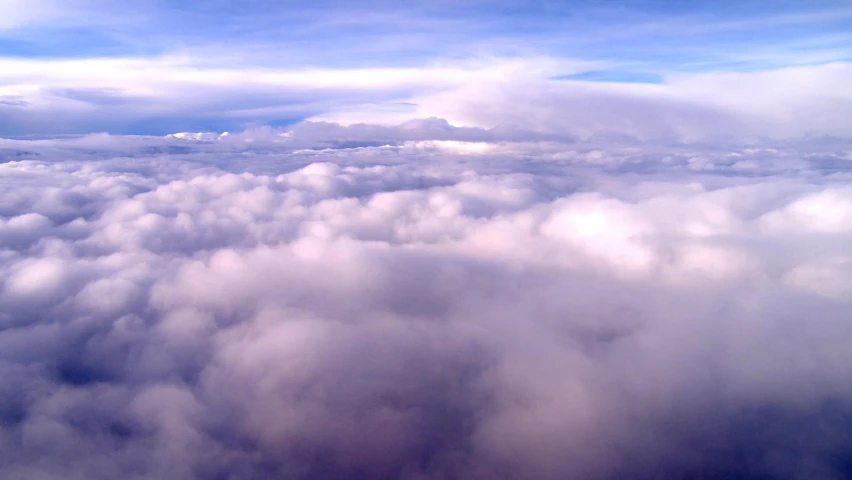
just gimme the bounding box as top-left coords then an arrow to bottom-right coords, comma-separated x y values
1,127 -> 852,479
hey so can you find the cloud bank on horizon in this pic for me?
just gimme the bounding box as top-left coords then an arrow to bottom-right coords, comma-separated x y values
2,1 -> 852,479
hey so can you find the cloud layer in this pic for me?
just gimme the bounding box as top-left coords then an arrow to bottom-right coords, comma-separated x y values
1,127 -> 851,479
2,57 -> 852,138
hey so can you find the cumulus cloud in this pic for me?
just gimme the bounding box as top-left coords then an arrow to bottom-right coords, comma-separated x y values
384,62 -> 852,141
1,128 -> 852,479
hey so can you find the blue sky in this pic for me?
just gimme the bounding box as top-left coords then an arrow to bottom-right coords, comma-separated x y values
3,0 -> 850,69
1,0 -> 851,134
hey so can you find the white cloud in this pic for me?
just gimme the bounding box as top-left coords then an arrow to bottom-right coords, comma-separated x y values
0,129 -> 851,478
2,56 -> 851,139
389,62 -> 852,140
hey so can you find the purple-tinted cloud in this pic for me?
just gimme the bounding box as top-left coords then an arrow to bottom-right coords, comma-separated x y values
1,128 -> 851,479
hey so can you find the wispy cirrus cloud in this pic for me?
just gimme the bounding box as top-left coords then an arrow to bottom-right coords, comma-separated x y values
2,0 -> 850,67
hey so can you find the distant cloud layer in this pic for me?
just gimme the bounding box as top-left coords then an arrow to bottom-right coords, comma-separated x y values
1,128 -> 851,479
1,57 -> 852,137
